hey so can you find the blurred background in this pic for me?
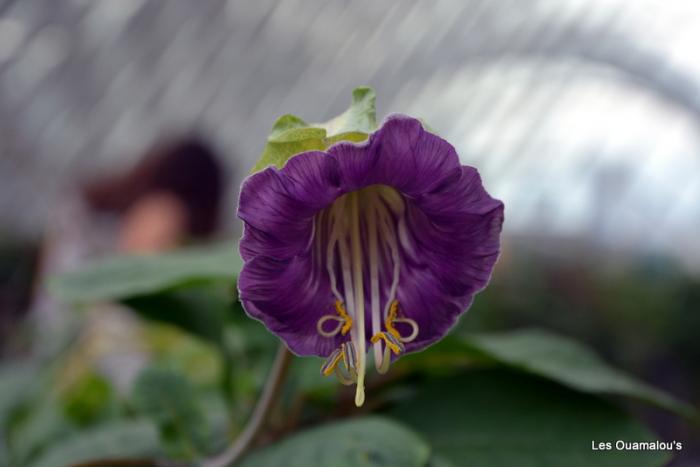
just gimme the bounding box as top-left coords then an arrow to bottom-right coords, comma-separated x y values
1,0 -> 699,466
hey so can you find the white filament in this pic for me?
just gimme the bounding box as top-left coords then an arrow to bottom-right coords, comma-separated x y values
375,198 -> 402,318
373,197 -> 404,372
325,206 -> 345,304
367,200 -> 383,372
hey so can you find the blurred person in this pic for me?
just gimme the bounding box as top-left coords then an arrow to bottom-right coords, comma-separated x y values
32,135 -> 226,318
25,136 -> 227,391
83,137 -> 224,253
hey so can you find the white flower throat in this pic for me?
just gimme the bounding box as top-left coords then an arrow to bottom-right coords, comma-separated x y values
314,185 -> 419,406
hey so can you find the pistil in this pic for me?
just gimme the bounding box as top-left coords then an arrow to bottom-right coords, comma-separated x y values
349,192 -> 367,407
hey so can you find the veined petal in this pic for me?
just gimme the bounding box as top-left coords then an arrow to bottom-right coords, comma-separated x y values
238,254 -> 340,357
238,168 -> 313,262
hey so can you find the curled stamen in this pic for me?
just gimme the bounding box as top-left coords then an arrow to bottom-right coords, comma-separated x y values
335,301 -> 353,336
335,364 -> 357,385
385,300 -> 420,343
371,300 -> 419,373
384,332 -> 405,353
385,300 -> 402,339
316,316 -> 343,337
341,341 -> 357,372
316,301 -> 353,338
321,342 -> 358,384
321,348 -> 343,376
377,346 -> 392,374
371,331 -> 404,355
337,341 -> 358,384
393,317 -> 419,343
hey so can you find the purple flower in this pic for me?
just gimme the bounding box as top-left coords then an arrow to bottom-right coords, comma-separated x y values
238,115 -> 504,406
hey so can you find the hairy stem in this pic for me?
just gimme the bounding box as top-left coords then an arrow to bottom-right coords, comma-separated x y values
202,344 -> 292,467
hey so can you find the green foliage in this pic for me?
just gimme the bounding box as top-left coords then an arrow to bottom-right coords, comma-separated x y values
288,356 -> 337,397
26,420 -> 162,467
61,372 -> 115,426
250,120 -> 327,173
239,417 -> 430,467
425,454 -> 456,467
142,323 -> 224,387
391,370 -> 669,467
50,244 -> 240,350
319,87 -> 377,135
0,362 -> 56,466
396,328 -> 695,420
9,397 -> 74,466
125,284 -> 234,344
251,87 -> 377,173
40,240 -> 698,467
50,242 -> 240,303
197,392 -> 232,455
462,329 -> 697,419
131,367 -> 208,459
0,361 -> 39,432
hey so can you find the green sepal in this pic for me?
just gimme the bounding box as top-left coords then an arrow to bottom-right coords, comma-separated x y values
250,87 -> 377,173
317,86 -> 377,135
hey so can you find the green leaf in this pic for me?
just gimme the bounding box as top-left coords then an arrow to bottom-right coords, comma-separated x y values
289,356 -> 338,397
50,242 -> 241,303
239,416 -> 430,467
131,367 -> 208,459
462,328 -> 698,420
125,284 -> 233,344
391,370 -> 671,467
319,87 -> 377,136
268,114 -> 313,139
27,420 -> 162,467
0,362 -> 53,466
142,323 -> 224,387
9,397 -> 74,465
0,361 -> 39,427
251,87 -> 377,173
60,372 -> 115,427
250,123 -> 328,173
426,454 -> 456,467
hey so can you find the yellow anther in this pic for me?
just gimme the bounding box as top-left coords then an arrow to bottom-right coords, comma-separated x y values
385,300 -> 402,340
321,343 -> 358,384
317,301 -> 353,338
371,332 -> 403,355
321,348 -> 343,376
335,300 -> 353,336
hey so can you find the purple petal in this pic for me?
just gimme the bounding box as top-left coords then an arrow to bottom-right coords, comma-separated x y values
238,254 -> 341,356
237,115 -> 504,357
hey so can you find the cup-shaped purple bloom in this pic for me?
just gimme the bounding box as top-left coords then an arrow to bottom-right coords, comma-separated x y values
238,115 -> 503,405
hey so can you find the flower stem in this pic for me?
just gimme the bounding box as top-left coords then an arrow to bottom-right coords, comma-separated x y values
202,343 -> 292,467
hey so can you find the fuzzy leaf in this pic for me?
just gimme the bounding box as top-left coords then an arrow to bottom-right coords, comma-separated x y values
395,328 -> 697,421
250,87 -> 377,173
318,87 -> 377,135
27,420 -> 161,467
131,367 -> 208,459
391,370 -> 671,467
463,329 -> 698,420
268,114 -> 311,139
50,242 -> 240,303
250,124 -> 327,173
240,417 -> 430,467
